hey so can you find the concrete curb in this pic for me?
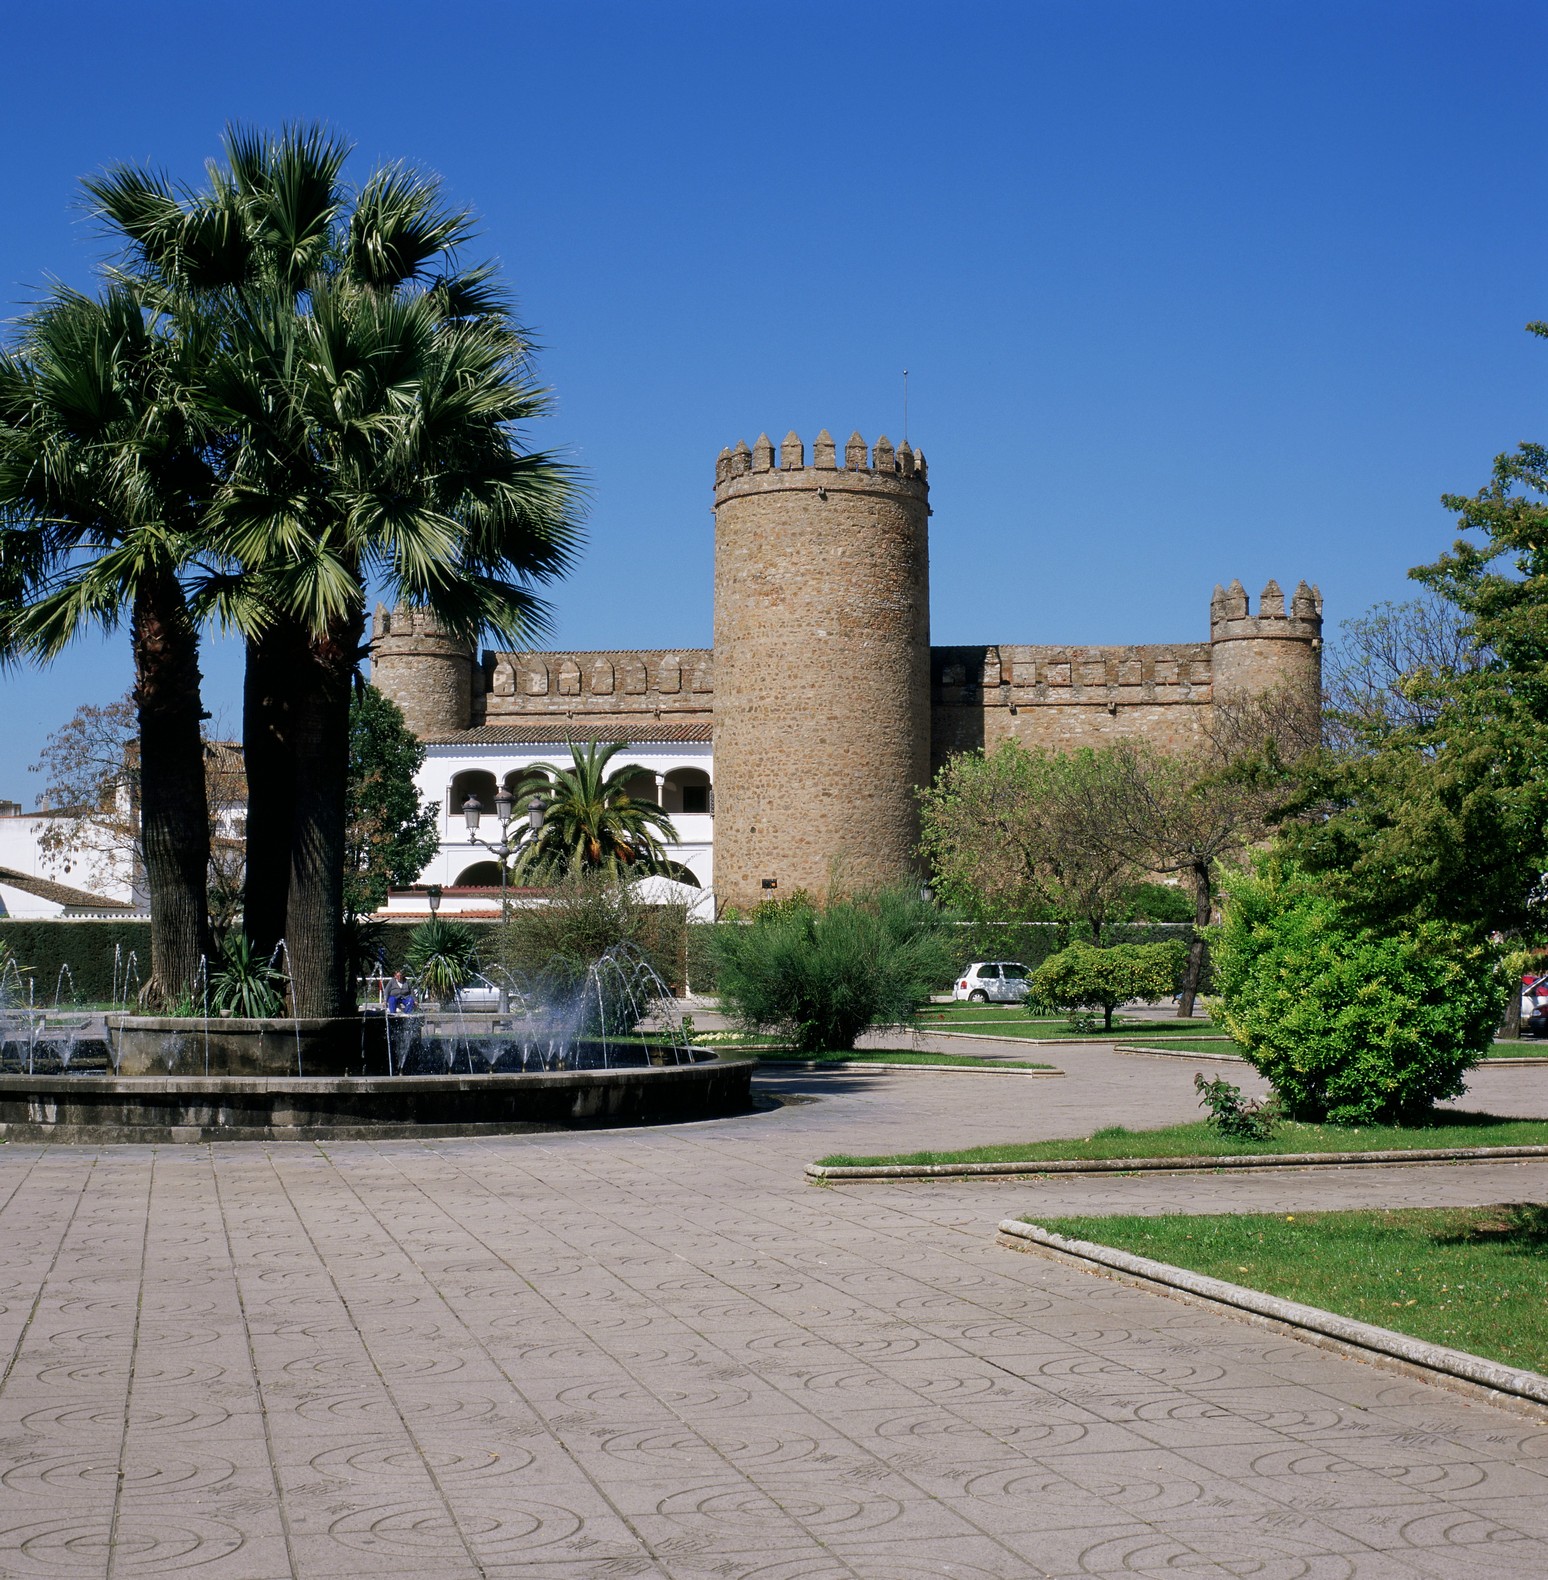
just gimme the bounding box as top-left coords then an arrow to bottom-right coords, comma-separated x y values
916,1027 -> 1234,1050
805,1144 -> 1548,1181
755,1059 -> 1062,1077
997,1218 -> 1548,1413
1116,1042 -> 1245,1062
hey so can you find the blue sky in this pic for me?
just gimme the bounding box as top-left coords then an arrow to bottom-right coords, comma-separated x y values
2,0 -> 1543,795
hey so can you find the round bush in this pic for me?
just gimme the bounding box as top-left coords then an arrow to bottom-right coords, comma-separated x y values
1213,866 -> 1504,1124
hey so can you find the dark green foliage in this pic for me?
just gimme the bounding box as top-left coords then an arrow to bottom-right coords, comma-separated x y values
0,920 -> 152,1003
344,686 -> 441,920
1031,940 -> 1184,1032
499,870 -> 687,996
1214,865 -> 1504,1124
713,887 -> 956,1054
1193,1071 -> 1279,1141
209,932 -> 286,1018
404,918 -> 478,1000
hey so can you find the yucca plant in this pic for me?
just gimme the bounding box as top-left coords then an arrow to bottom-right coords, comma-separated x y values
210,932 -> 287,1019
404,918 -> 478,1002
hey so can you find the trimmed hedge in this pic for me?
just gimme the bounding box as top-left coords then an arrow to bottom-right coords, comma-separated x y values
0,919 -> 153,1003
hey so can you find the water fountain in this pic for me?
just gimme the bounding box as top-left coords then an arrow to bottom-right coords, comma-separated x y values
0,940 -> 752,1142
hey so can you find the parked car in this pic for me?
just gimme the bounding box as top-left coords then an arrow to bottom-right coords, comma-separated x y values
1522,974 -> 1548,1036
952,962 -> 1031,1003
450,972 -> 504,1010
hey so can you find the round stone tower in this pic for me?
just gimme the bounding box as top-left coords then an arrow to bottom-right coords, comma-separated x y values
1209,578 -> 1323,719
712,429 -> 931,910
369,603 -> 475,738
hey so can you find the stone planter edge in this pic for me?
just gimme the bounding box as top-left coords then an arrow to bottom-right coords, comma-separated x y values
805,1144 -> 1548,1181
997,1216 -> 1548,1414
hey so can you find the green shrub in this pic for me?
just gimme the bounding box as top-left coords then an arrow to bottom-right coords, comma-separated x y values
1213,865 -> 1504,1124
209,933 -> 287,1018
1031,940 -> 1183,1031
713,887 -> 955,1053
404,919 -> 478,1001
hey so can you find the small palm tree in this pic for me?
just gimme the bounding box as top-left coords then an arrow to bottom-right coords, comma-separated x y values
510,741 -> 681,881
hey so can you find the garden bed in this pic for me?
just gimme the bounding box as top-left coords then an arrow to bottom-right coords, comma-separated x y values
816,1113 -> 1548,1169
1024,1205 -> 1548,1375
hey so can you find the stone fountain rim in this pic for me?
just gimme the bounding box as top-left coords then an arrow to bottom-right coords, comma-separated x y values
0,1057 -> 753,1095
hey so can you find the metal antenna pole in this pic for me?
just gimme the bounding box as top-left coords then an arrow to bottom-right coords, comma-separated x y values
903,369 -> 909,444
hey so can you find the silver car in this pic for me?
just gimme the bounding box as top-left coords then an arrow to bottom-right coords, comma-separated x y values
953,962 -> 1031,1003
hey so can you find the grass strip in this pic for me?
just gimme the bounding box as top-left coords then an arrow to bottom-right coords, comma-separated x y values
1030,1205 -> 1548,1375
755,1048 -> 1054,1070
818,1112 -> 1548,1168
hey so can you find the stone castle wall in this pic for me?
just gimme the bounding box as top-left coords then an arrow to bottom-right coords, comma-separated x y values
712,430 -> 932,911
370,435 -> 1323,909
477,649 -> 712,728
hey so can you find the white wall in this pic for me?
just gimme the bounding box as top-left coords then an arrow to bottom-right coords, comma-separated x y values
416,741 -> 715,893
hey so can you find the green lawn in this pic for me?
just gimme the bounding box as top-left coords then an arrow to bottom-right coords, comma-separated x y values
756,1048 -> 1054,1070
818,1112 -> 1548,1168
1031,1206 -> 1548,1374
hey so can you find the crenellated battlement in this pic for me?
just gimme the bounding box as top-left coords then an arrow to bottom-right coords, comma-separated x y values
1209,577 -> 1323,643
476,648 -> 714,729
714,429 -> 928,497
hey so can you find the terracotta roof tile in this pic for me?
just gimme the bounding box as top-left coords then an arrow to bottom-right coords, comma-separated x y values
423,722 -> 713,746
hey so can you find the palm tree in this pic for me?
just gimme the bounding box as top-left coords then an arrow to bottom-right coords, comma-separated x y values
0,285 -> 217,1004
91,126 -> 584,1014
509,741 -> 682,881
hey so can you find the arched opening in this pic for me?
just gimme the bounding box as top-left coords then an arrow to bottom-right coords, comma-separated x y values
661,767 -> 712,816
620,769 -> 658,805
502,766 -> 550,798
454,860 -> 503,886
449,769 -> 497,817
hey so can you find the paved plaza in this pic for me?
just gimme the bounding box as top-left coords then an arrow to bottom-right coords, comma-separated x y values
1,1045 -> 1546,1578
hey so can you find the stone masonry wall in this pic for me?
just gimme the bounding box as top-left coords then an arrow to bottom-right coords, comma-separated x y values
712,430 -> 932,911
477,649 -> 713,727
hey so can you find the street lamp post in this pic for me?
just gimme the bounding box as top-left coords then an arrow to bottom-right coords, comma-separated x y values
462,788 -> 546,926
462,790 -> 545,1014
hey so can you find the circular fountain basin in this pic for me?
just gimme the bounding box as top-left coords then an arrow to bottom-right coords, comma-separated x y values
0,1056 -> 755,1142
106,1014 -> 386,1077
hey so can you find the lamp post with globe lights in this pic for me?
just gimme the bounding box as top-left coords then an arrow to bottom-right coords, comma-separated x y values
461,787 -> 546,927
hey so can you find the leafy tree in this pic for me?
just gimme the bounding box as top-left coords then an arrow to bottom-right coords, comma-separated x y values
1322,592 -> 1484,749
510,740 -> 681,881
1081,694 -> 1316,1017
344,685 -> 439,921
91,125 -> 583,1014
28,694 -> 249,928
1280,323 -> 1548,941
0,285 -> 219,1004
713,886 -> 954,1053
1213,864 -> 1503,1124
918,741 -> 1143,941
1031,940 -> 1182,1032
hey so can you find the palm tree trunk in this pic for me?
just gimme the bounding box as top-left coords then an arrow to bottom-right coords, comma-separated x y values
131,575 -> 212,1007
242,631 -> 294,969
281,615 -> 361,1017
1175,861 -> 1212,1018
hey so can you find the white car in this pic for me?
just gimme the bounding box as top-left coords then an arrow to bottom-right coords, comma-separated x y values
953,962 -> 1031,1003
450,972 -> 504,1010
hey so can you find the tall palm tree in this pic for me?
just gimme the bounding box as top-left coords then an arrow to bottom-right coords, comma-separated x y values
509,741 -> 682,881
91,126 -> 584,1014
0,285 -> 217,1004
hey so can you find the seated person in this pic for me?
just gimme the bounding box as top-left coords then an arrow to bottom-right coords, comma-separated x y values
385,969 -> 416,1014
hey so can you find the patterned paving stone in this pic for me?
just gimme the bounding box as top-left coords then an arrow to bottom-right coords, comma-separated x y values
0,1047 -> 1544,1576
